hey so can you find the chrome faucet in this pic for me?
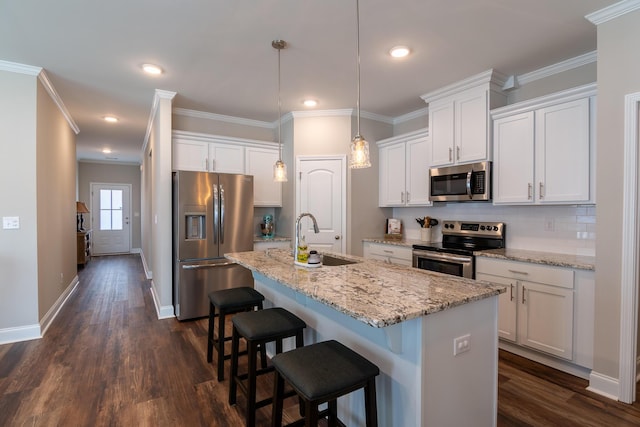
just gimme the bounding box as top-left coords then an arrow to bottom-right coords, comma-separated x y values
294,212 -> 320,262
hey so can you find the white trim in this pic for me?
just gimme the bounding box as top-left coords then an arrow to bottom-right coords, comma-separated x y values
588,371 -> 621,400
516,51 -> 597,87
586,0 -> 640,25
142,89 -> 176,155
140,249 -> 153,280
0,324 -> 41,345
0,59 -> 42,75
618,91 -> 640,404
149,280 -> 174,319
291,108 -> 353,119
37,70 -> 80,134
173,107 -> 273,129
420,69 -> 507,103
393,107 -> 429,125
171,129 -> 278,149
40,275 -> 79,337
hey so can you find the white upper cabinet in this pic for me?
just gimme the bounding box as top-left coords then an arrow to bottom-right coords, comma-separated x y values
492,84 -> 596,205
377,129 -> 431,207
245,146 -> 282,207
421,70 -> 507,167
172,130 -> 282,206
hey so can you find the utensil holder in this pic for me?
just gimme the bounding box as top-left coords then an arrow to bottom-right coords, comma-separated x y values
420,228 -> 431,242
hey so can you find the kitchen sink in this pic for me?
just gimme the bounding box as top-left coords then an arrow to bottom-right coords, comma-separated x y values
321,255 -> 359,266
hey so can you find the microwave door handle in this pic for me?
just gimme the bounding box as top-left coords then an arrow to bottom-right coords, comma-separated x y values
466,171 -> 472,199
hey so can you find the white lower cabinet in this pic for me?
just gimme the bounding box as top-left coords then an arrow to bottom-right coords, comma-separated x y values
476,258 -> 579,363
363,242 -> 412,266
254,240 -> 290,251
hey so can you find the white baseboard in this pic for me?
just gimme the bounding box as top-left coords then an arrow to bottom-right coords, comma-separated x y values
588,370 -> 620,401
0,323 -> 41,344
139,250 -> 153,280
499,341 -> 591,379
149,280 -> 174,319
40,275 -> 79,336
130,247 -> 141,254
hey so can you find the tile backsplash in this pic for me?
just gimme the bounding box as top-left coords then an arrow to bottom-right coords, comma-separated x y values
392,203 -> 595,256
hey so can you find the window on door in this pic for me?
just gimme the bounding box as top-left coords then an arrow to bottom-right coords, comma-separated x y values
99,189 -> 123,231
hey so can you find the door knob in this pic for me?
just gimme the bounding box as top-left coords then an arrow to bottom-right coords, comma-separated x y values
335,235 -> 340,240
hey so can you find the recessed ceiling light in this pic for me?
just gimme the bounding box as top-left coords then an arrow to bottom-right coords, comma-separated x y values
103,116 -> 118,123
102,148 -> 112,154
142,63 -> 163,75
303,99 -> 318,107
389,46 -> 410,58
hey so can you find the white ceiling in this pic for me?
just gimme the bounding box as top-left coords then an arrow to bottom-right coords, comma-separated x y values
0,0 -> 616,164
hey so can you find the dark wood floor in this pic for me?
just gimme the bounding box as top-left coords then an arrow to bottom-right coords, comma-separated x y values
1,254 -> 639,426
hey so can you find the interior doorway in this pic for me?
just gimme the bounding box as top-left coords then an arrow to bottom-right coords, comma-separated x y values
90,183 -> 132,255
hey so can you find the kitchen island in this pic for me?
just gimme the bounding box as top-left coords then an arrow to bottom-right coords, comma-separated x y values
225,249 -> 504,427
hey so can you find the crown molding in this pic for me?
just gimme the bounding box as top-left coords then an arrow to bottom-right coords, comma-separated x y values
0,60 -> 41,75
173,107 -> 273,129
290,108 -> 353,119
38,70 -> 79,134
143,89 -> 177,152
516,51 -> 597,86
420,69 -> 507,103
586,0 -> 640,25
393,107 -> 429,125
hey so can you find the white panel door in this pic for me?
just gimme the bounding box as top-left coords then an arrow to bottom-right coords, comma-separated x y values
297,156 -> 346,253
476,273 -> 517,342
378,143 -> 406,206
405,135 -> 431,206
91,183 -> 131,254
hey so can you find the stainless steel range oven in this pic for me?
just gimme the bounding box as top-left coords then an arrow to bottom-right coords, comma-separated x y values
412,220 -> 505,279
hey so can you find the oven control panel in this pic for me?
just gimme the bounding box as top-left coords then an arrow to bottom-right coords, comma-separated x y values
442,221 -> 504,237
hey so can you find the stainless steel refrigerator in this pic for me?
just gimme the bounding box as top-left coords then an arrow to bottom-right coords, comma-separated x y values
172,171 -> 254,320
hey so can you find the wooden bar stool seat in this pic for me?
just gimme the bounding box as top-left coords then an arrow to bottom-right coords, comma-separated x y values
271,340 -> 380,427
207,287 -> 265,381
229,307 -> 306,427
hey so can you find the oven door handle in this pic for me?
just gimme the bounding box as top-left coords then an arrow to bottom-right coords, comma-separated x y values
413,250 -> 472,263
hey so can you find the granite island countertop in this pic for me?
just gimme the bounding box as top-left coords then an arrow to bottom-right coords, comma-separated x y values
475,248 -> 595,271
225,249 -> 504,328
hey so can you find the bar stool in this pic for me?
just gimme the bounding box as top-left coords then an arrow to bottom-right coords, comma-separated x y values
229,307 -> 306,427
271,340 -> 380,427
207,287 -> 265,381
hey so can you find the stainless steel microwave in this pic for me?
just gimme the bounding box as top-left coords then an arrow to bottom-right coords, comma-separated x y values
429,161 -> 491,202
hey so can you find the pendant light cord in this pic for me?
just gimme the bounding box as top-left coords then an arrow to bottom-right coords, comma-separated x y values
278,45 -> 282,161
356,0 -> 361,137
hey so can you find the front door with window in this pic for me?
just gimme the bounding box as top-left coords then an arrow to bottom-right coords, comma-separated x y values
91,183 -> 131,254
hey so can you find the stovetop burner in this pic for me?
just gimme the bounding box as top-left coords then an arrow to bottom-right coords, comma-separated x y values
413,220 -> 506,255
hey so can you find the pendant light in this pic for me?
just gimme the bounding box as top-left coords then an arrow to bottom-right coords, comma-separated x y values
349,0 -> 371,169
273,39 -> 288,182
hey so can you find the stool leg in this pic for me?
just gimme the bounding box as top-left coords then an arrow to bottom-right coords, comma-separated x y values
364,379 -> 378,427
229,327 -> 240,405
257,302 -> 267,369
217,309 -> 227,381
295,331 -> 305,417
246,340 -> 258,427
305,400 -> 318,427
207,302 -> 215,363
328,400 -> 338,427
271,370 -> 285,427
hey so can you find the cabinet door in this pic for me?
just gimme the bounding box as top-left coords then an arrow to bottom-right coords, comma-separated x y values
477,273 -> 517,342
378,144 -> 407,206
535,98 -> 590,203
173,139 -> 208,171
429,101 -> 455,167
493,112 -> 535,204
245,147 -> 282,206
456,88 -> 488,163
405,136 -> 431,206
209,143 -> 244,173
518,281 -> 574,360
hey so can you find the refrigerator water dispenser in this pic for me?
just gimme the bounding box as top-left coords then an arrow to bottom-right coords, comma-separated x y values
185,214 -> 206,240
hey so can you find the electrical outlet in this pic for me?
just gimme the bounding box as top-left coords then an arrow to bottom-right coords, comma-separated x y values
453,334 -> 471,356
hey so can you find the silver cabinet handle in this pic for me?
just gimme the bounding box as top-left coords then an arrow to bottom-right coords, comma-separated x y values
448,147 -> 453,162
539,182 -> 544,199
508,269 -> 529,275
527,183 -> 532,200
383,249 -> 394,254
401,191 -> 405,203
510,283 -> 514,301
456,146 -> 460,160
406,192 -> 410,202
204,157 -> 209,171
521,284 -> 526,304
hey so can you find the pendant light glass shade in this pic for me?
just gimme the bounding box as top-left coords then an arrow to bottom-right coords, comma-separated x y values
349,0 -> 371,169
273,40 -> 288,182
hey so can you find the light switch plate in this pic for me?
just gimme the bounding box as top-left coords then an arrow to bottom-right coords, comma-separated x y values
2,216 -> 20,230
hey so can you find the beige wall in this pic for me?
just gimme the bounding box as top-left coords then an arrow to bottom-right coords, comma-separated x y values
0,70 -> 40,331
508,62 -> 597,104
77,162 -> 142,249
593,9 -> 640,380
36,78 -> 77,320
172,112 -> 275,141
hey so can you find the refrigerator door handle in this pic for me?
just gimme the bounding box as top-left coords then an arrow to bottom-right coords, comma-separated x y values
181,261 -> 237,270
220,184 -> 225,244
213,184 -> 219,244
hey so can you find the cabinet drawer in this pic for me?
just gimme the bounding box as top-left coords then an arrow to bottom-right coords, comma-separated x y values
476,257 -> 573,289
363,242 -> 412,266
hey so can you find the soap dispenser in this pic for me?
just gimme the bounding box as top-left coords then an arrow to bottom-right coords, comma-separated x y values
297,235 -> 308,263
